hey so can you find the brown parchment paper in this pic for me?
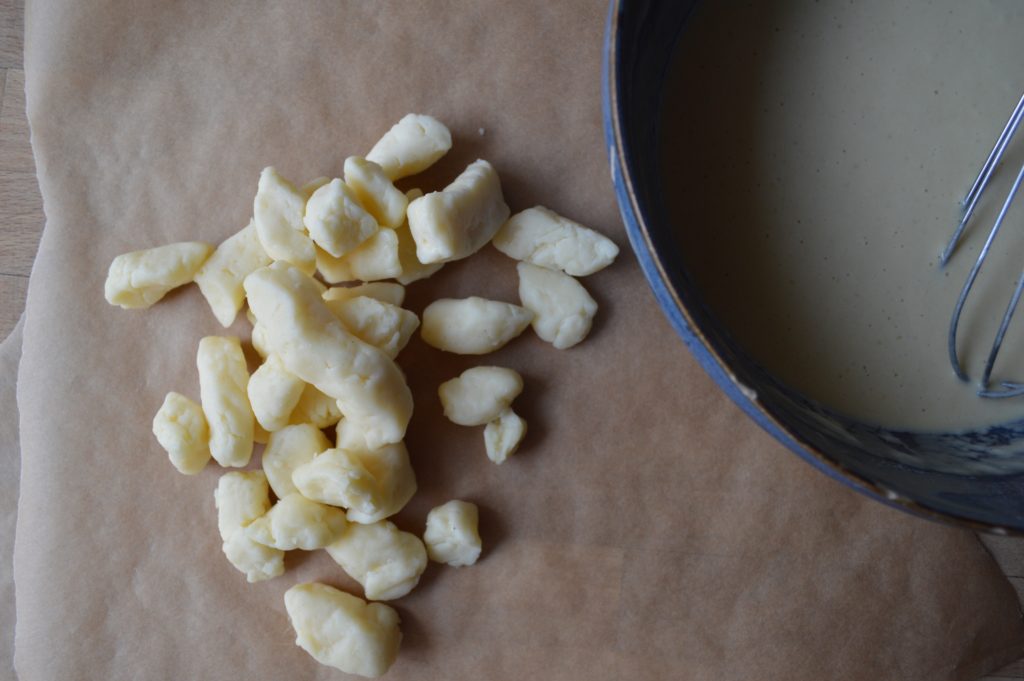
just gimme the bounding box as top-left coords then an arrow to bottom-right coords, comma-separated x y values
0,317 -> 22,681
11,1 -> 1024,679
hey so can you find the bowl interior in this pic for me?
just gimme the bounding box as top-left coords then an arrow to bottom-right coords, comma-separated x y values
606,0 -> 1024,530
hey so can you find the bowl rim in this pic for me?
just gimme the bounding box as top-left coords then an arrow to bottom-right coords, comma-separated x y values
601,0 -> 1016,535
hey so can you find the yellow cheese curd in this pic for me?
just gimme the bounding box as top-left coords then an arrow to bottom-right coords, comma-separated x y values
484,409 -> 527,464
194,222 -> 271,327
262,423 -> 331,499
245,493 -> 349,551
284,583 -> 401,678
304,178 -> 379,258
104,241 -> 212,309
493,206 -> 619,277
151,391 -> 210,475
244,262 -> 413,450
517,262 -> 597,350
99,111 -> 620,678
324,295 -> 420,360
423,499 -> 482,567
438,366 -> 523,426
292,442 -> 416,525
247,354 -> 305,432
214,471 -> 284,583
421,297 -> 532,355
326,519 -> 427,601
407,159 -> 510,264
252,167 -> 316,274
288,383 -> 344,429
315,229 -> 402,284
197,336 -> 254,468
365,113 -> 452,180
343,156 -> 409,229
394,187 -> 445,284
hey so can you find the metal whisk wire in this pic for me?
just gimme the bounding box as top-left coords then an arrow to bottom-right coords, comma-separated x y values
943,90 -> 1024,397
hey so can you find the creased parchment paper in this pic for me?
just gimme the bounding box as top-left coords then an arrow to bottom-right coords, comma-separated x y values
11,1 -> 1024,679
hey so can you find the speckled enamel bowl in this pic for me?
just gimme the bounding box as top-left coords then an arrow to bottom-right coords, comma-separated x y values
603,0 -> 1024,532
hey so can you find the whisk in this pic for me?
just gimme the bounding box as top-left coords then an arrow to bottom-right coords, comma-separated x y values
943,90 -> 1024,398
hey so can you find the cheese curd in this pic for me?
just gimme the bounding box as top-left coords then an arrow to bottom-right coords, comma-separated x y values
291,443 -> 416,524
304,178 -> 379,258
245,493 -> 349,551
323,282 -> 406,307
326,520 -> 428,601
407,159 -> 510,264
104,241 -> 212,309
335,418 -> 371,452
493,206 -> 619,276
152,391 -> 210,475
197,336 -> 254,468
109,114 -> 618,676
517,262 -> 598,349
252,167 -> 316,274
288,384 -> 344,428
423,500 -> 482,567
315,229 -> 402,284
395,188 -> 444,284
325,296 -> 420,360
221,531 -> 286,583
284,583 -> 401,678
421,297 -> 532,355
263,423 -> 331,498
366,113 -> 452,180
195,222 -> 272,327
438,366 -> 523,426
247,354 -> 305,432
249,319 -> 271,359
215,471 -> 271,536
245,262 -> 412,449
484,409 -> 527,464
344,157 -> 409,229
214,471 -> 284,582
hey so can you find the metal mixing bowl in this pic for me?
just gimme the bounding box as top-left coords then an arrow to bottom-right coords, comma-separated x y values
603,0 -> 1024,532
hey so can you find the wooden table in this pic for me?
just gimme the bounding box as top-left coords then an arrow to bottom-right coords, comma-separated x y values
1,2 -> 1022,678
0,0 -> 35,340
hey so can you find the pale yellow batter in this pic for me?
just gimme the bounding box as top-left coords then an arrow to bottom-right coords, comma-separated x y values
661,0 -> 1024,430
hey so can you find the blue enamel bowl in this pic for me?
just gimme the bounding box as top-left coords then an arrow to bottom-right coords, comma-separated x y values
603,0 -> 1024,532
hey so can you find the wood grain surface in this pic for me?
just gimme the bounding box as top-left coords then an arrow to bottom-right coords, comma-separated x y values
0,0 -> 37,341
0,3 -> 1022,679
